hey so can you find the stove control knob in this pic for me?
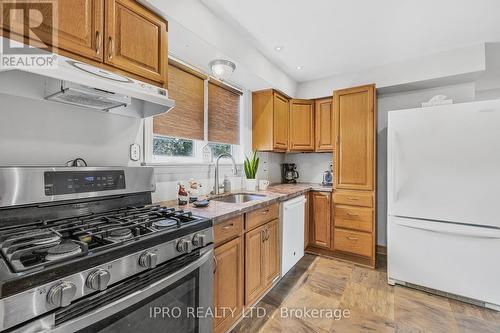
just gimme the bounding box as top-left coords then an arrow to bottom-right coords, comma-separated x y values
176,239 -> 190,253
139,251 -> 157,269
86,269 -> 111,291
47,281 -> 77,307
192,233 -> 206,247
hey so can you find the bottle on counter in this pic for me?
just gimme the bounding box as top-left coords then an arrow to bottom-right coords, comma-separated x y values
223,175 -> 231,193
178,183 -> 189,205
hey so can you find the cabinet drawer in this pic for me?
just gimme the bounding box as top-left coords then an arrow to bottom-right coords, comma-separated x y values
214,215 -> 243,246
333,191 -> 373,207
245,203 -> 279,231
334,229 -> 373,258
334,205 -> 373,232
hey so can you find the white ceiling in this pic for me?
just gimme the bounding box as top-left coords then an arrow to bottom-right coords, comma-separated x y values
202,0 -> 500,82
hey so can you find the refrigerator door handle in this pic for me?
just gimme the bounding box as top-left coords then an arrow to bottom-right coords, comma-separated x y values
394,218 -> 500,239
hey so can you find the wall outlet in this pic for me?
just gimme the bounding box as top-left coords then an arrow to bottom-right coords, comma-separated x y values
130,143 -> 141,161
202,144 -> 212,163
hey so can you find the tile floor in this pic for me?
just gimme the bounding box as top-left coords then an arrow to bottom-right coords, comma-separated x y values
231,254 -> 500,333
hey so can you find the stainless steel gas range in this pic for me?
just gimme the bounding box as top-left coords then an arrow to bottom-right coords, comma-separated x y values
0,167 -> 213,333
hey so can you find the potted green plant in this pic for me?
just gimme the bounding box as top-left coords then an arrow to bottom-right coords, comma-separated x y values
244,151 -> 259,191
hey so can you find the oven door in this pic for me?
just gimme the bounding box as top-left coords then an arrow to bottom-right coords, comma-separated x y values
32,245 -> 213,333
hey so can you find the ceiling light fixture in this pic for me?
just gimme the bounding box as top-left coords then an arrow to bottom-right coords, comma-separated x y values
209,59 -> 236,81
296,66 -> 303,70
274,46 -> 284,51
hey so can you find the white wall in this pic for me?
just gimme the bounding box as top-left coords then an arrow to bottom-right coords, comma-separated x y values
0,94 -> 143,167
297,44 -> 486,99
284,153 -> 332,184
376,82 -> 476,245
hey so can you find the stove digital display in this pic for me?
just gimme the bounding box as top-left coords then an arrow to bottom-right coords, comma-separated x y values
44,171 -> 126,196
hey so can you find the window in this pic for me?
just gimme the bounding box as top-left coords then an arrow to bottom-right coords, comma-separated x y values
146,57 -> 244,164
209,142 -> 232,158
153,136 -> 194,157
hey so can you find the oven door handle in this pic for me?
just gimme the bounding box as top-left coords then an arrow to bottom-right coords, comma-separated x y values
34,245 -> 214,333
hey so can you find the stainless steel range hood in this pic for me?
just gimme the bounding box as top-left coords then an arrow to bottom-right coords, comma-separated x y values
0,38 -> 175,118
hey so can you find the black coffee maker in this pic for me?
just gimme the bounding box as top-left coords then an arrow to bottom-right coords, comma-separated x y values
281,163 -> 299,183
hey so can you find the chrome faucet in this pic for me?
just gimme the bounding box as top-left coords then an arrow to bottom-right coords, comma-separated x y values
214,153 -> 237,195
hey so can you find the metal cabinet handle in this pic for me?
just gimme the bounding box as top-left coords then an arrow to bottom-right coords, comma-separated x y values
95,31 -> 101,54
108,36 -> 114,60
346,236 -> 358,241
222,223 -> 234,230
346,197 -> 359,201
261,229 -> 266,242
265,228 -> 270,241
213,255 -> 218,274
261,209 -> 270,214
346,212 -> 359,217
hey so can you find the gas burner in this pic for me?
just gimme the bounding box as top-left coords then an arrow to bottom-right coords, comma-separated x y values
152,218 -> 179,229
45,242 -> 82,261
107,228 -> 133,241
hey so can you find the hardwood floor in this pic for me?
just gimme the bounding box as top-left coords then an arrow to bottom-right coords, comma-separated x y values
231,254 -> 500,333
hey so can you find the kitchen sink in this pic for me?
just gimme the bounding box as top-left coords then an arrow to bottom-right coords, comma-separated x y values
210,193 -> 266,204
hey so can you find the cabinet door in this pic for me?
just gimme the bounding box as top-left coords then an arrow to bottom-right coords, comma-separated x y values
58,0 -> 104,61
263,219 -> 280,286
334,85 -> 375,190
289,99 -> 315,151
272,92 -> 289,150
214,237 -> 244,333
105,0 -> 167,83
245,224 -> 266,305
1,0 -> 103,61
311,192 -> 331,249
315,97 -> 334,152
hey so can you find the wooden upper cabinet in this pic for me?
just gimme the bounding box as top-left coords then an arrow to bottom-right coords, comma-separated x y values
57,0 -> 104,61
1,0 -> 104,61
334,84 -> 376,191
214,236 -> 244,333
252,90 -> 289,152
273,92 -> 289,150
310,192 -> 332,249
105,0 -> 167,83
289,99 -> 314,151
315,97 -> 334,152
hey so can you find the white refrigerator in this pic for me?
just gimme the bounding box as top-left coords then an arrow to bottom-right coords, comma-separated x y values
387,99 -> 500,310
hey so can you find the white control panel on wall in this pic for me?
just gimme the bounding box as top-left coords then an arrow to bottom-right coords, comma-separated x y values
129,143 -> 141,161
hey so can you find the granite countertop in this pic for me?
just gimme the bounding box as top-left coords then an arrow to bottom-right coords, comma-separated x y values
156,183 -> 332,224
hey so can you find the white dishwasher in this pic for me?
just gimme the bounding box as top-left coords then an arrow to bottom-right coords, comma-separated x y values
281,195 -> 306,276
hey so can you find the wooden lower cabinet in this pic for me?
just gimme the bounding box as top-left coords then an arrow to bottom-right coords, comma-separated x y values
310,192 -> 332,249
332,189 -> 376,267
263,219 -> 279,286
245,219 -> 279,306
213,236 -> 244,333
245,223 -> 266,305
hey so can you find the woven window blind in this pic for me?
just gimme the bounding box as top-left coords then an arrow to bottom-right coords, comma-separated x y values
153,62 -> 205,140
208,81 -> 241,145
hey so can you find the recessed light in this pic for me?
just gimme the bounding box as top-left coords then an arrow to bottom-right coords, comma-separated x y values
296,66 -> 303,70
274,46 -> 284,52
